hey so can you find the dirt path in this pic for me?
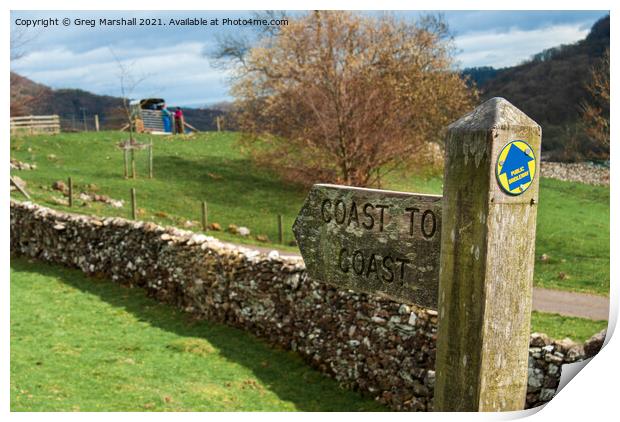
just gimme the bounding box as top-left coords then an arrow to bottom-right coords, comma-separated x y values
227,243 -> 609,320
532,287 -> 609,321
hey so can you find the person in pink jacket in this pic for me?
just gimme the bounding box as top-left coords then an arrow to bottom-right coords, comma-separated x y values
174,107 -> 185,134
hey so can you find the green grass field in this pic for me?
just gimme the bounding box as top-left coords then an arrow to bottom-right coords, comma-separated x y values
388,166 -> 610,296
10,257 -> 385,411
10,257 -> 606,411
10,131 -> 609,295
530,311 -> 606,343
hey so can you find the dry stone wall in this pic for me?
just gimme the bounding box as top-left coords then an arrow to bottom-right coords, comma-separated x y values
10,201 -> 601,411
541,162 -> 609,186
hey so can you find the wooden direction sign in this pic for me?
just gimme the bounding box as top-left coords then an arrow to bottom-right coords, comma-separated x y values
292,98 -> 542,412
293,184 -> 442,309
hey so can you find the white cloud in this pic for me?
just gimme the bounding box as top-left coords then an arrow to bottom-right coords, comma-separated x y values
454,24 -> 591,69
12,42 -> 231,106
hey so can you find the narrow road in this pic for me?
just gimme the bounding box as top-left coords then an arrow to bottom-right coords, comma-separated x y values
227,242 -> 610,321
532,287 -> 609,321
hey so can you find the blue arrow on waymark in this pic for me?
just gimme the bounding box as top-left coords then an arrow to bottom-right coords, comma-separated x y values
499,144 -> 534,191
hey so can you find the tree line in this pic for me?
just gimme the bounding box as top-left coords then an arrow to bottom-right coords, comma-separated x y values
469,15 -> 609,162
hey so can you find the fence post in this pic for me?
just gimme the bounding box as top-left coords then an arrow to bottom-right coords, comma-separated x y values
130,188 -> 137,220
277,214 -> 283,244
68,177 -> 73,207
131,148 -> 136,179
95,114 -> 100,132
123,148 -> 129,178
148,140 -> 153,179
201,201 -> 208,231
10,176 -> 30,199
53,115 -> 60,134
216,116 -> 221,132
434,98 -> 541,411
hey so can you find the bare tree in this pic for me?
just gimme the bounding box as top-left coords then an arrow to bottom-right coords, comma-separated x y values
226,11 -> 477,186
110,48 -> 147,145
10,26 -> 38,61
581,48 -> 609,158
10,27 -> 48,116
110,49 -> 148,178
210,10 -> 288,68
10,73 -> 47,117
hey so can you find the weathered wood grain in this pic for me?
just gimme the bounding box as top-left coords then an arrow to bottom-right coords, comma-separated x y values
293,184 -> 442,309
434,97 -> 541,411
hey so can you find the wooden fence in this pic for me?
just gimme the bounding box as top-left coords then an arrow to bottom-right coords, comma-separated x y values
10,115 -> 61,135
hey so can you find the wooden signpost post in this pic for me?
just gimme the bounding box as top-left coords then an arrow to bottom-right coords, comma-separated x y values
293,98 -> 541,412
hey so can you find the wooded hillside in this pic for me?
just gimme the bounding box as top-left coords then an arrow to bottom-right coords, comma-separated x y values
464,15 -> 610,160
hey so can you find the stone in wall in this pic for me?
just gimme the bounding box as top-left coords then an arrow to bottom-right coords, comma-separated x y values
584,329 -> 606,358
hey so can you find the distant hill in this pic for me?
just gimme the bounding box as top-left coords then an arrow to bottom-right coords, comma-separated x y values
10,72 -> 229,132
463,15 -> 609,160
462,66 -> 500,88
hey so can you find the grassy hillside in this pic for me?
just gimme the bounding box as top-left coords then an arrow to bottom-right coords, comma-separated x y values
10,131 -> 609,295
533,178 -> 609,293
10,131 -> 305,249
11,257 -> 385,411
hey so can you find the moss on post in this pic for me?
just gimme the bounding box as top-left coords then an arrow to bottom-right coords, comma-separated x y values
434,98 -> 541,411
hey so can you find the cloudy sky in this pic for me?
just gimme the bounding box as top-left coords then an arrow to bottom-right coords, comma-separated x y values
10,10 -> 609,107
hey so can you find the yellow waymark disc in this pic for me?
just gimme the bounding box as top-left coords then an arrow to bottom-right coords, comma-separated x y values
495,140 -> 536,195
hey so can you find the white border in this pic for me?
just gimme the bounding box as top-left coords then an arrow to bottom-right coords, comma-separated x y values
3,1 -> 617,421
